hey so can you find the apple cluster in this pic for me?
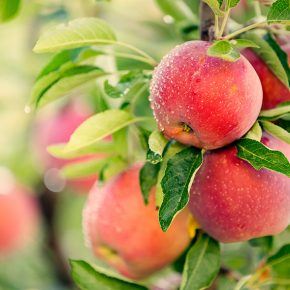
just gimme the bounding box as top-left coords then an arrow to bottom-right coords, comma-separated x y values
82,40 -> 289,279
28,37 -> 289,282
150,40 -> 290,244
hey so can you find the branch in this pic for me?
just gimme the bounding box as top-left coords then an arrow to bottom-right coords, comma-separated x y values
199,2 -> 216,41
38,185 -> 73,287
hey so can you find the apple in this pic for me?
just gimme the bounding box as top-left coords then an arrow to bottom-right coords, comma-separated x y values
189,133 -> 290,243
32,101 -> 97,192
0,181 -> 38,255
243,49 -> 290,109
150,41 -> 262,149
83,164 -> 191,280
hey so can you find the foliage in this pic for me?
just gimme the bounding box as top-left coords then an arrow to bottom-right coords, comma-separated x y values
0,0 -> 289,289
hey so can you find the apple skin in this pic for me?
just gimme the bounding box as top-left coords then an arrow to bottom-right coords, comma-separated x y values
243,49 -> 290,109
83,164 -> 191,280
0,185 -> 39,255
150,41 -> 262,150
33,102 -> 97,192
189,134 -> 290,243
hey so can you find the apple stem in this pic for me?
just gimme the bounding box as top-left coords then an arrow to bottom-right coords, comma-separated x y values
199,2 -> 216,41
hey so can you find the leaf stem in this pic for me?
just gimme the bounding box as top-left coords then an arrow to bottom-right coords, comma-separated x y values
130,82 -> 149,114
215,15 -> 220,37
217,9 -> 230,38
222,21 -> 267,40
113,41 -> 158,67
108,51 -> 156,66
254,1 -> 262,18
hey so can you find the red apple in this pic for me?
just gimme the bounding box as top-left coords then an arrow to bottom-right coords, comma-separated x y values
189,134 -> 290,243
33,101 -> 97,192
0,181 -> 39,255
83,164 -> 191,280
243,49 -> 290,109
150,41 -> 262,149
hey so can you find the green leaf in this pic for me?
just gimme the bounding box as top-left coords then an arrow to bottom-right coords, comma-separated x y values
34,17 -> 116,53
99,156 -> 128,182
277,119 -> 290,133
148,131 -> 168,157
146,149 -> 162,164
159,147 -> 203,231
155,0 -> 197,21
70,260 -> 148,290
48,141 -> 115,159
267,0 -> 290,24
244,121 -> 263,141
259,104 -> 290,120
236,138 -> 290,177
104,71 -> 145,99
104,80 -> 121,98
203,0 -> 224,16
44,66 -> 105,107
137,127 -> 151,151
227,0 -> 240,8
264,33 -> 290,86
62,158 -> 109,179
90,85 -> 110,113
112,128 -> 128,159
30,65 -> 106,109
64,110 -> 148,153
249,236 -> 273,252
266,244 -> 290,279
230,39 -> 260,49
155,142 -> 185,207
243,32 -> 289,87
139,162 -> 161,204
36,48 -> 84,80
146,131 -> 168,164
181,233 -> 220,290
216,276 -> 237,290
261,121 -> 290,144
122,79 -> 148,104
207,40 -> 240,62
0,0 -> 21,22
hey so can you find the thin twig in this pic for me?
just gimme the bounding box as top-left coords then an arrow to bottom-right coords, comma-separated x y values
222,21 -> 267,40
38,185 -> 73,287
217,9 -> 230,38
254,1 -> 262,18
